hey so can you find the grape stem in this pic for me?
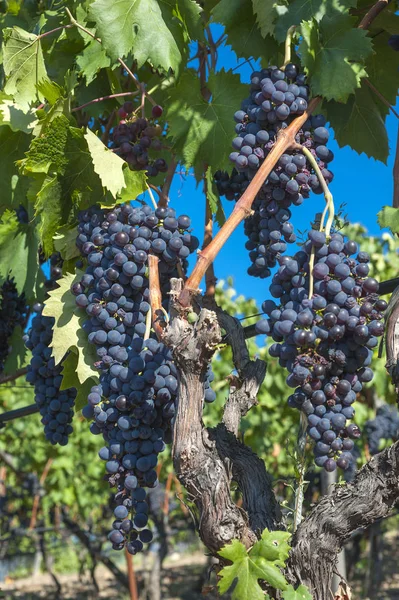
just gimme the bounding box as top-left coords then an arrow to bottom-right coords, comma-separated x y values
203,167 -> 217,298
146,185 -> 158,210
159,156 -> 178,208
282,26 -> 297,68
71,92 -> 140,113
0,367 -> 28,385
293,413 -> 308,532
364,79 -> 399,120
308,245 -> 316,299
358,0 -> 390,28
65,8 -> 157,107
297,144 -> 335,237
148,255 -> 166,341
179,97 -> 321,307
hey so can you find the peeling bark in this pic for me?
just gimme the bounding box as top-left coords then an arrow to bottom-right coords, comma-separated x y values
286,440 -> 399,599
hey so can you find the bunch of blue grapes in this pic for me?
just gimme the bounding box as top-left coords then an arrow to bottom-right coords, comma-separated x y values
25,306 -> 77,446
255,229 -> 387,471
215,64 -> 333,278
72,202 -> 211,554
111,103 -> 168,178
0,277 -> 28,373
364,405 -> 399,455
15,204 -> 29,224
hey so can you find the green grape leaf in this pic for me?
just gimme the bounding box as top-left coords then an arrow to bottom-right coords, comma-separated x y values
3,26 -> 49,109
166,69 -> 247,173
218,540 -> 271,600
60,351 -> 97,411
159,0 -> 205,42
42,271 -> 99,385
299,15 -> 373,102
377,206 -> 399,234
371,7 -> 399,35
53,226 -> 81,262
205,166 -> 225,228
212,0 -> 278,60
0,125 -> 30,215
282,585 -> 313,600
33,176 -> 63,255
36,80 -> 64,105
366,33 -> 399,111
218,537 -> 289,599
250,529 -> 291,566
76,39 -> 111,85
20,114 -> 70,176
325,81 -> 388,163
0,210 -> 40,302
114,168 -> 148,207
84,128 -> 126,197
252,0 -> 279,37
0,99 -> 37,133
89,0 -> 182,73
274,0 -> 356,42
2,325 -> 29,375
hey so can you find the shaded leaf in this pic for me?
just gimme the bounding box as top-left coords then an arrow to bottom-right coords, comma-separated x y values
0,210 -> 40,302
212,0 -> 278,61
166,69 -> 248,173
3,325 -> 29,375
0,99 -> 37,133
252,0 -> 279,37
299,15 -> 373,102
76,39 -> 111,85
325,81 -> 388,163
0,125 -> 31,215
205,166 -> 225,228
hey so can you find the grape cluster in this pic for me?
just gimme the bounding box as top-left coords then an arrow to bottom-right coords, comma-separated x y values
0,277 -> 28,373
72,202 -> 204,553
364,404 -> 399,455
111,102 -> 168,178
255,229 -> 386,471
215,64 -> 333,278
15,204 -> 29,224
25,307 -> 77,446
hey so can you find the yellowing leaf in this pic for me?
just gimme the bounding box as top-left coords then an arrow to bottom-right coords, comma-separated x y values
84,128 -> 126,197
42,271 -> 99,386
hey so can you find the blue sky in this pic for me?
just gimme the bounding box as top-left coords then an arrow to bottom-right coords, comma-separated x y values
151,26 -> 398,306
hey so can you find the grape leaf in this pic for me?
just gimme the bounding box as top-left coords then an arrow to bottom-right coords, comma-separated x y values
252,0 -> 279,37
325,81 -> 388,163
299,15 -> 373,102
42,271 -> 99,386
0,210 -> 40,302
3,325 -> 29,375
53,226 -> 81,261
3,26 -> 49,109
89,0 -> 182,73
76,39 -> 111,85
60,351 -> 98,411
371,7 -> 399,35
36,80 -> 64,105
282,585 -> 312,600
166,69 -> 248,173
366,33 -> 399,110
114,168 -> 148,207
20,114 -> 70,176
159,0 -> 205,42
218,537 -> 288,599
84,128 -> 126,197
33,176 -> 63,254
250,529 -> 291,566
0,99 -> 37,133
377,206 -> 399,234
0,125 -> 30,215
205,166 -> 226,228
212,0 -> 278,60
274,0 -> 356,42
